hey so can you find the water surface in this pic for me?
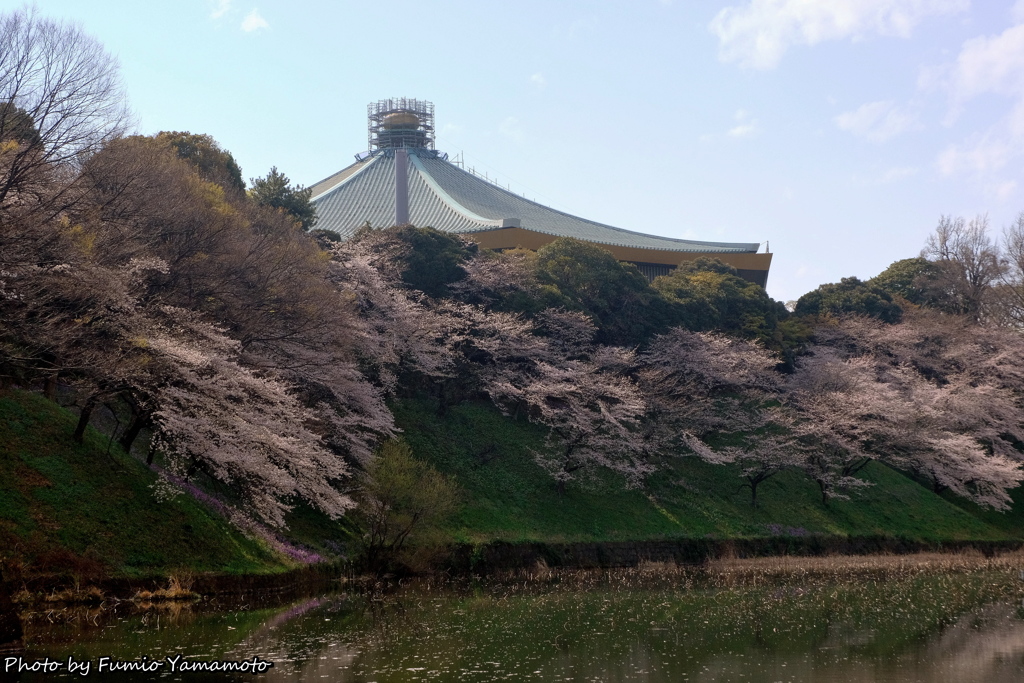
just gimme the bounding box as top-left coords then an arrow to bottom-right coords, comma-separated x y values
9,565 -> 1024,682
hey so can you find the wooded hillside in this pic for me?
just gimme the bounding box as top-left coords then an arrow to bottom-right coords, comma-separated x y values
4,7 -> 1024,575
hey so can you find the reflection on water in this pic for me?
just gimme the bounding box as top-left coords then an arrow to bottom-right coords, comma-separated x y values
9,567 -> 1024,682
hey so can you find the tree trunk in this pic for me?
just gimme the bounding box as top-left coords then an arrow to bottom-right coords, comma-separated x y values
119,411 -> 149,453
558,453 -> 585,498
73,395 -> 98,443
435,383 -> 450,417
43,373 -> 58,400
842,458 -> 871,478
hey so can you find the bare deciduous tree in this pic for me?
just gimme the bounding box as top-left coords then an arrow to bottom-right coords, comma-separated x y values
921,215 -> 1005,322
997,211 -> 1024,326
0,6 -> 131,212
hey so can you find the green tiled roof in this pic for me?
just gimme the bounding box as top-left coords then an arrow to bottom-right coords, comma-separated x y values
311,149 -> 760,254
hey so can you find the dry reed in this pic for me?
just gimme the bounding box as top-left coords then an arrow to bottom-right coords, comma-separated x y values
705,550 -> 1024,587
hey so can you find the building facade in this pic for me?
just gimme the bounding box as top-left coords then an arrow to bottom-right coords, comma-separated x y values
311,99 -> 772,286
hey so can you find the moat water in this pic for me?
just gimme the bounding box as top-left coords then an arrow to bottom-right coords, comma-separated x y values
8,566 -> 1024,682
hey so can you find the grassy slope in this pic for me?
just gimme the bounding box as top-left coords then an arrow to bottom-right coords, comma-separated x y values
0,389 -> 285,578
3,387 -> 1019,581
393,399 -> 1020,544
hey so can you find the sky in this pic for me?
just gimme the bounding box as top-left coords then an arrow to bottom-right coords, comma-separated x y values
20,0 -> 1024,303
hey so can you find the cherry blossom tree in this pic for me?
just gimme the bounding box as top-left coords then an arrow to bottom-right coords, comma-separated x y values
78,135 -> 397,466
634,328 -> 808,505
1,131 -> 405,527
638,328 -> 780,454
787,352 -> 913,503
444,301 -> 650,490
792,313 -> 1024,509
331,231 -> 652,490
138,307 -> 354,526
490,354 -> 650,491
721,408 -> 806,507
328,230 -> 458,394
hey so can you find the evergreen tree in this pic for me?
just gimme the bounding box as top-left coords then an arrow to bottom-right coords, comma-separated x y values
795,276 -> 903,323
249,166 -> 317,231
155,131 -> 245,192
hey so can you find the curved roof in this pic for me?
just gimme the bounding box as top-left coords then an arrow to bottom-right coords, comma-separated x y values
311,149 -> 761,255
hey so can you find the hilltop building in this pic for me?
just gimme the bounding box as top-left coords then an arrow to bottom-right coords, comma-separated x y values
310,98 -> 772,286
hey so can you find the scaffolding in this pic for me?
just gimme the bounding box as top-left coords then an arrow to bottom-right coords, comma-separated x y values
368,98 -> 435,150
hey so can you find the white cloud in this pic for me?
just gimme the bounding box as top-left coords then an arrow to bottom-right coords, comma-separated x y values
530,73 -> 546,89
241,9 -> 269,33
1014,0 -> 1024,23
728,109 -> 758,138
937,20 -> 1024,180
938,131 -> 1013,176
948,23 -> 1024,104
710,0 -> 968,69
834,100 -> 918,142
880,166 -> 918,182
1011,100 -> 1024,138
728,123 -> 757,137
210,0 -> 231,19
996,179 -> 1018,200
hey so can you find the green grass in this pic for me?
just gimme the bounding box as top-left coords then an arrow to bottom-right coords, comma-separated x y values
0,389 -> 286,578
3,388 -> 1019,582
393,398 -> 1022,544
281,500 -> 360,557
940,484 -> 1024,538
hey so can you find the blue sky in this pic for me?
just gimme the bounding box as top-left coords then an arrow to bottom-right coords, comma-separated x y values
25,0 -> 1024,303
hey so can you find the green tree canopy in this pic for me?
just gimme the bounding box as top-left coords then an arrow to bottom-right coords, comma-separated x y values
355,439 -> 460,572
154,131 -> 245,192
392,225 -> 476,297
795,276 -> 903,323
248,166 -> 317,231
869,257 -> 944,307
653,257 -> 789,343
674,257 -> 741,277
534,238 -> 676,346
0,102 -> 41,146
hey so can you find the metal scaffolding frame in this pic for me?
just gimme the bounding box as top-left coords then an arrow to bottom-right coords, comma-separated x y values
368,98 -> 435,150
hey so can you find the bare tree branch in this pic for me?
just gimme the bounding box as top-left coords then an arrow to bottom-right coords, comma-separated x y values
0,6 -> 132,213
